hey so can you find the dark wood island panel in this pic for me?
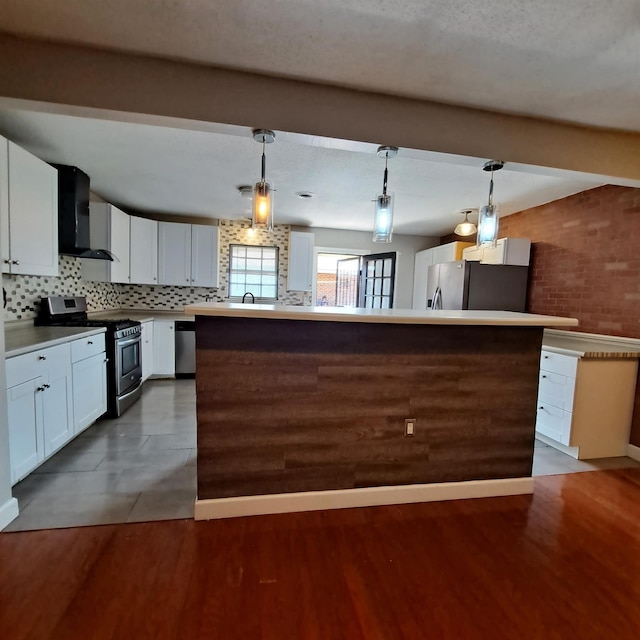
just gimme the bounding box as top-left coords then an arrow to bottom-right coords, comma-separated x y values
195,316 -> 543,500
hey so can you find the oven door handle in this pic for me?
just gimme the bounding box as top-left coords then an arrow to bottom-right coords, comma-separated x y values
118,336 -> 141,347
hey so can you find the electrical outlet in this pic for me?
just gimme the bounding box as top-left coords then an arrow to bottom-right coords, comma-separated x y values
405,419 -> 416,437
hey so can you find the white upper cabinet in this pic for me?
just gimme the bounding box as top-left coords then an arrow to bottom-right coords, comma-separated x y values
1,137 -> 58,277
158,221 -> 219,287
191,224 -> 220,287
130,216 -> 158,285
288,231 -> 314,291
81,203 -> 131,283
462,238 -> 531,266
158,221 -> 191,286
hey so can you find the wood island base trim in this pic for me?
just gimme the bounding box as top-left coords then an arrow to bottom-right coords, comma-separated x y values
0,497 -> 19,531
194,477 -> 534,521
627,444 -> 640,463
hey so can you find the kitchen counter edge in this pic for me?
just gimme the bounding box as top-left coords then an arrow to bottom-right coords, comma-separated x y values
5,326 -> 107,359
184,303 -> 578,327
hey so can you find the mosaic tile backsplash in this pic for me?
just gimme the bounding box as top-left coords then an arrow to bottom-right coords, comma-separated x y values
2,220 -> 307,321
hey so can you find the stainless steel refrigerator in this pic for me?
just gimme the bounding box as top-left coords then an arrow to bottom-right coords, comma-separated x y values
426,260 -> 529,311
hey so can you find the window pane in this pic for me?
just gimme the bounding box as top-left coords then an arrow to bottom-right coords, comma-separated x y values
366,279 -> 374,295
382,277 -> 391,295
374,278 -> 382,295
229,245 -> 279,301
375,261 -> 382,277
383,258 -> 392,275
381,297 -> 390,309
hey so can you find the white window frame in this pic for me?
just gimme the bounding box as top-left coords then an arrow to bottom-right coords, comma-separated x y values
228,244 -> 279,302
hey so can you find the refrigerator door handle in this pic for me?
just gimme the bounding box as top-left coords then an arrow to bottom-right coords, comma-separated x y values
433,286 -> 442,310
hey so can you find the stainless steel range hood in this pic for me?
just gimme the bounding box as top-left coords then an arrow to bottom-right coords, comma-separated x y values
54,164 -> 113,261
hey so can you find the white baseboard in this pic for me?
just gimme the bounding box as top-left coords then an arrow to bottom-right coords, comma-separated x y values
627,444 -> 640,462
194,477 -> 534,521
0,497 -> 19,531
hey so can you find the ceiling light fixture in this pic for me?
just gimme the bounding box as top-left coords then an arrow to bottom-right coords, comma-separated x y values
373,146 -> 398,243
251,129 -> 275,231
454,209 -> 478,237
477,160 -> 504,246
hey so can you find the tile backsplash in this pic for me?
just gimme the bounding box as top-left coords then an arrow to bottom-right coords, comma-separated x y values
2,219 -> 306,322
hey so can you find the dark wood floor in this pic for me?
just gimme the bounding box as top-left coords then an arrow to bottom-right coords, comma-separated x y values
2,468 -> 640,639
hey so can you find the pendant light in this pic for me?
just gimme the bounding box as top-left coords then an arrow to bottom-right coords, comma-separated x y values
252,129 -> 275,231
454,209 -> 477,237
477,160 -> 504,246
373,146 -> 398,243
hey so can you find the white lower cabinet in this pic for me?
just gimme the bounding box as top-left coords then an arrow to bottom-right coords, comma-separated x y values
152,320 -> 175,377
535,347 -> 638,459
72,353 -> 107,434
6,333 -> 107,485
7,377 -> 44,485
141,320 -> 154,382
42,369 -> 74,456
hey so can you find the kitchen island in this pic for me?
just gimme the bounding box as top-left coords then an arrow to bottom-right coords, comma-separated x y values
184,303 -> 577,520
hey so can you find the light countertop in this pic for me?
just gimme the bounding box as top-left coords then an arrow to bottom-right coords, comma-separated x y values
542,329 -> 640,359
184,302 -> 578,327
5,326 -> 107,358
88,309 -> 195,322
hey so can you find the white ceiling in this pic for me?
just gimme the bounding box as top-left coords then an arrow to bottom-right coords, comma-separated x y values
0,105 -> 604,236
2,0 -> 640,131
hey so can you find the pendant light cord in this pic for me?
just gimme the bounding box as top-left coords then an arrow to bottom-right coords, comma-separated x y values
261,137 -> 266,185
382,153 -> 389,197
488,167 -> 494,207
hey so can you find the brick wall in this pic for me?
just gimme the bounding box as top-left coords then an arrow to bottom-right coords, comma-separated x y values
497,184 -> 640,339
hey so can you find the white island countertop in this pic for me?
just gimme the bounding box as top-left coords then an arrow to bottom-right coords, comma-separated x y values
184,302 -> 578,327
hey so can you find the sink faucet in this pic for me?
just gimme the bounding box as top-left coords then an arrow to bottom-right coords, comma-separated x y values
242,292 -> 255,304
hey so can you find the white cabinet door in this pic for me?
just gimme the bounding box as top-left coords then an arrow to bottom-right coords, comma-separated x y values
288,231 -> 314,291
141,320 -> 154,382
0,136 -> 9,274
191,224 -> 219,287
83,204 -> 131,283
158,222 -> 191,286
7,378 -> 44,484
153,320 -> 175,376
42,370 -> 74,456
109,205 -> 131,283
72,353 -> 108,433
130,216 -> 158,284
412,248 -> 435,310
431,243 -> 457,265
6,141 -> 58,276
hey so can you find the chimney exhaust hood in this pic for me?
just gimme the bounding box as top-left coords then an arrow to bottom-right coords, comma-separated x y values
53,164 -> 113,261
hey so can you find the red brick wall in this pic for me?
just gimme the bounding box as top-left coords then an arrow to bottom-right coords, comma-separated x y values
498,184 -> 640,339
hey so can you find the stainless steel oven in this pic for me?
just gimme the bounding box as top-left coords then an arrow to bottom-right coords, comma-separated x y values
114,324 -> 143,414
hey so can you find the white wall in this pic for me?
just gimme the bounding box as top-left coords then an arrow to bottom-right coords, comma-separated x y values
300,227 -> 438,309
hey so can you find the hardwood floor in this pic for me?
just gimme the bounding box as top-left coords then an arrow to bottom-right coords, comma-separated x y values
1,468 -> 640,639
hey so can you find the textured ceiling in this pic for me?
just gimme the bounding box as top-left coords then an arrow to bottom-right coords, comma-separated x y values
0,107 -> 603,236
1,0 -> 640,131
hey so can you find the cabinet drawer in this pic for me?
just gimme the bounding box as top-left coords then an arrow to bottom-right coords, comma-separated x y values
6,342 -> 70,386
539,350 -> 578,377
536,402 -> 572,446
71,334 -> 106,363
538,371 -> 575,412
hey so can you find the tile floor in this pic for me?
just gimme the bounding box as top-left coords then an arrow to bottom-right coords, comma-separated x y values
6,379 -> 197,532
4,379 -> 640,532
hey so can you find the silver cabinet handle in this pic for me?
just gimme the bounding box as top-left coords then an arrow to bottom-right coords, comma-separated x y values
36,386 -> 45,392
3,259 -> 10,264
538,406 -> 544,410
543,355 -> 549,359
43,383 -> 50,389
38,355 -> 47,361
541,375 -> 547,379
12,260 -> 19,265
104,358 -> 109,363
88,340 -> 93,345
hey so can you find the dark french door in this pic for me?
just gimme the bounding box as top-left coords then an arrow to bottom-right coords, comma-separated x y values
359,252 -> 396,309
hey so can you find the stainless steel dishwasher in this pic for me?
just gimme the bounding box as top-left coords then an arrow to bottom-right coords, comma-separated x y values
175,321 -> 196,378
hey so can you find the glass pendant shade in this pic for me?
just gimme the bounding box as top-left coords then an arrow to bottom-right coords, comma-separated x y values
373,193 -> 394,243
454,211 -> 477,237
477,203 -> 499,246
253,181 -> 273,230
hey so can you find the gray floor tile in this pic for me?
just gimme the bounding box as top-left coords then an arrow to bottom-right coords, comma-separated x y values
141,433 -> 197,451
115,465 -> 196,494
5,492 -> 140,532
95,448 -> 190,471
32,451 -> 105,474
126,490 -> 195,523
63,434 -> 150,454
